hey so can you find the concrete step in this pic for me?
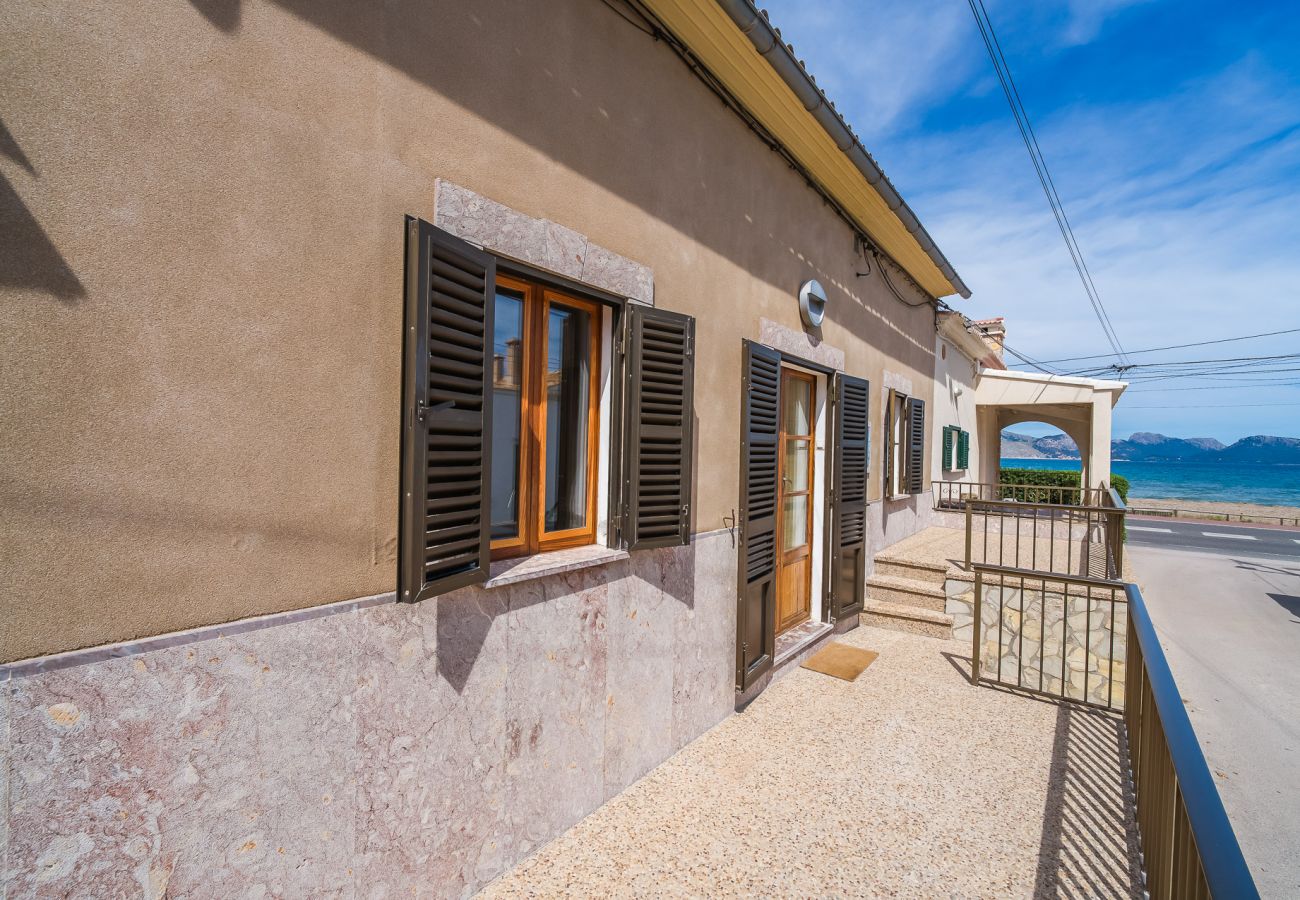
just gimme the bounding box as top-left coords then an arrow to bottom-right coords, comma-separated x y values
860,600 -> 953,641
865,574 -> 948,612
872,556 -> 950,587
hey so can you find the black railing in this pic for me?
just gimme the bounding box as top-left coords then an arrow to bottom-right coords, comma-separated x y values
1124,582 -> 1259,899
934,479 -> 1106,509
962,496 -> 1125,580
966,559 -> 1259,898
971,564 -> 1127,710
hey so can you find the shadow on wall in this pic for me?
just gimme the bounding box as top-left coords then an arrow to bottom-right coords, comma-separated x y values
179,0 -> 935,359
436,541 -> 698,694
0,117 -> 85,303
1035,703 -> 1145,899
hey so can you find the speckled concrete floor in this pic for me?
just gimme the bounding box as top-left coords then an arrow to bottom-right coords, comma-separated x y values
480,625 -> 1144,899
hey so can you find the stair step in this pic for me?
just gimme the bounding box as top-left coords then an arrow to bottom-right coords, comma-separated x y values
861,600 -> 953,640
865,574 -> 948,612
872,556 -> 950,587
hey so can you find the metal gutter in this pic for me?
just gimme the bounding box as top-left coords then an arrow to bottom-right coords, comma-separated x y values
715,0 -> 972,298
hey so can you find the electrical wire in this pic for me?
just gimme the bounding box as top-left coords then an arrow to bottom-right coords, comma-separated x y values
1007,326 -> 1300,367
1121,401 -> 1300,409
967,0 -> 1128,363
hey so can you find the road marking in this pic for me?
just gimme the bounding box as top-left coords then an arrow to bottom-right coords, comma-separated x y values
1294,539 -> 1300,545
1127,525 -> 1173,533
1202,532 -> 1257,540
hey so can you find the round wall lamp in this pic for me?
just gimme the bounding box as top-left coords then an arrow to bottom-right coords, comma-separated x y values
798,279 -> 827,328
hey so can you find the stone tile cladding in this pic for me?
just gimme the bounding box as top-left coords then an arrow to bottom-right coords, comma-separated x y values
434,180 -> 654,306
2,531 -> 735,898
947,579 -> 1127,707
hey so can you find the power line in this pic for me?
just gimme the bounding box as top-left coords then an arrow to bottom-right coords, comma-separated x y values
1007,326 -> 1300,367
1121,401 -> 1300,409
967,0 -> 1128,363
1125,381 -> 1300,393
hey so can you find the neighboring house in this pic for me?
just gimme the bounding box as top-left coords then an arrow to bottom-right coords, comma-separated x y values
931,312 -> 1127,498
3,1 -> 982,895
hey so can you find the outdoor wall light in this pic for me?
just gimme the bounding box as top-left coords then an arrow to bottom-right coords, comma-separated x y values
798,279 -> 827,328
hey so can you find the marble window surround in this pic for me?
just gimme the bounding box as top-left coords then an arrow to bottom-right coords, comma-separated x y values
434,180 -> 654,307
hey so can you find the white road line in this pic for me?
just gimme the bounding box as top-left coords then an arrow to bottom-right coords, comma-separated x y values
1294,539 -> 1300,545
1127,525 -> 1173,533
1202,532 -> 1257,540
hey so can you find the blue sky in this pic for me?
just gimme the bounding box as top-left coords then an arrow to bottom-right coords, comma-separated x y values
761,0 -> 1300,443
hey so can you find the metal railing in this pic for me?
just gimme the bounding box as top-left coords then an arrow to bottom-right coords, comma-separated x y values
971,564 -> 1128,710
962,494 -> 1126,581
966,560 -> 1259,897
1124,582 -> 1259,899
1129,505 -> 1300,528
934,479 -> 1106,510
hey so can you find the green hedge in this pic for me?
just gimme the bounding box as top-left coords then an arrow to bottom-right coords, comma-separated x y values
997,468 -> 1130,505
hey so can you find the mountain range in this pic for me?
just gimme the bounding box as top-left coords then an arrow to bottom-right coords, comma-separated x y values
1002,431 -> 1300,464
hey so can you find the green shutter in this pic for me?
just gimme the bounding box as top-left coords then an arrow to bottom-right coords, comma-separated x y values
942,426 -> 955,470
400,217 -> 495,603
829,373 -> 869,619
736,341 -> 781,691
957,429 -> 970,470
623,305 -> 695,549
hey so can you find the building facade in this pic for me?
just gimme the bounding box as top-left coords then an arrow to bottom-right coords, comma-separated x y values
2,1 -> 971,894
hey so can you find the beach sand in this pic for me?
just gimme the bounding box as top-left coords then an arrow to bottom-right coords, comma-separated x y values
1128,496 -> 1300,523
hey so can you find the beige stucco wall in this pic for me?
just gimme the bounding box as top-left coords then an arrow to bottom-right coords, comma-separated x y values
0,0 -> 937,662
931,334 -> 980,486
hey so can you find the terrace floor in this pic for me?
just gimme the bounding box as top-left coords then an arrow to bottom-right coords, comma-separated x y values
883,524 -> 1138,582
481,625 -> 1144,898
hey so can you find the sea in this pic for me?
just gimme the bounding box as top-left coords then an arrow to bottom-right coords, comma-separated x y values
1000,458 -> 1300,508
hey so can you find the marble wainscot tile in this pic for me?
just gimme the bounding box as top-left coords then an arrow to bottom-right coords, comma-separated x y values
353,587 -> 512,898
5,611 -> 359,899
602,557 -> 675,800
504,572 -> 609,861
671,531 -> 738,743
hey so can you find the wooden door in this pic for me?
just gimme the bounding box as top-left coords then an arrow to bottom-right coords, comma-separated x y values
775,368 -> 815,634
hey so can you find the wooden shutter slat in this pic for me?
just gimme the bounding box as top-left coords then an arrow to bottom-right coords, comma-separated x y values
737,341 -> 781,691
623,305 -> 695,551
829,373 -> 869,619
907,397 -> 926,494
400,217 -> 495,603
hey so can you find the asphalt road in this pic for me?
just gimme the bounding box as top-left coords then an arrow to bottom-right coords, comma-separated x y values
1129,543 -> 1300,898
1126,516 -> 1300,561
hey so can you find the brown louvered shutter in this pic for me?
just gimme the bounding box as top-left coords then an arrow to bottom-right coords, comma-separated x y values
829,374 -> 869,619
736,341 -> 780,691
399,217 -> 495,603
907,397 -> 926,494
623,305 -> 695,549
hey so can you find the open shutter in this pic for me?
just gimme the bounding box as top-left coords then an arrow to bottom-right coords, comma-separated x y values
907,397 -> 926,494
399,217 -> 495,603
957,429 -> 970,470
829,373 -> 869,619
624,305 -> 695,549
736,341 -> 780,691
882,390 -> 894,496
942,426 -> 954,471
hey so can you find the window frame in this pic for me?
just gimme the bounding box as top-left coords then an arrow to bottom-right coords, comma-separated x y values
489,274 -> 603,561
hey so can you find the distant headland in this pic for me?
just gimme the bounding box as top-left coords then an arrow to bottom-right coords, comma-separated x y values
1002,431 -> 1300,465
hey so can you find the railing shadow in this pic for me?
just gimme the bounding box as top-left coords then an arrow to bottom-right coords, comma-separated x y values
1034,702 -> 1144,899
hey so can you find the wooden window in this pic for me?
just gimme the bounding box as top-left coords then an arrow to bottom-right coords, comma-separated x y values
489,274 -> 602,559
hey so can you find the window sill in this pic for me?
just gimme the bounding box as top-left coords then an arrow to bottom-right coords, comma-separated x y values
484,544 -> 629,589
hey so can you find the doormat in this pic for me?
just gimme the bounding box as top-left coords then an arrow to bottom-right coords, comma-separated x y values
801,642 -> 879,681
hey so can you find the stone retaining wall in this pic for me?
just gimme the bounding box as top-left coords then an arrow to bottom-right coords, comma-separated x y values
947,577 -> 1127,707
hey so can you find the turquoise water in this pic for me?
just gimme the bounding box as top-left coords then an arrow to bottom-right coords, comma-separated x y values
1000,458 -> 1300,507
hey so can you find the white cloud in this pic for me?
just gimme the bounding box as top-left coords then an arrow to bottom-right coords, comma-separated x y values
760,1 -> 1300,439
